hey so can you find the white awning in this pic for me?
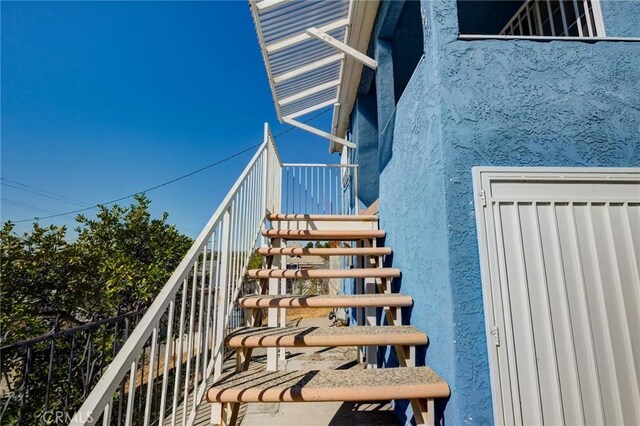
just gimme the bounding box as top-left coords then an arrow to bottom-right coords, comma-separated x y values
250,0 -> 379,151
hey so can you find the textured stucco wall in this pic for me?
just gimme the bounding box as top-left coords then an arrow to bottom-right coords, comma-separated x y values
601,0 -> 640,37
377,60 -> 459,424
351,89 -> 380,207
355,0 -> 640,425
436,9 -> 639,422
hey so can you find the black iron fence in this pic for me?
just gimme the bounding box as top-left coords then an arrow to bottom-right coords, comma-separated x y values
1,278 -> 258,425
0,310 -> 145,425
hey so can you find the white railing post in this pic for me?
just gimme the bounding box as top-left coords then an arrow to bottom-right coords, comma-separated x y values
262,123 -> 270,216
213,209 -> 232,381
267,236 -> 282,371
263,122 -> 282,216
268,128 -> 287,362
262,123 -> 282,371
353,165 -> 359,214
210,208 -> 232,421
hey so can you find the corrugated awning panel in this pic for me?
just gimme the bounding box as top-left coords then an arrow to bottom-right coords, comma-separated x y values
250,0 -> 351,121
259,1 -> 349,44
275,63 -> 341,99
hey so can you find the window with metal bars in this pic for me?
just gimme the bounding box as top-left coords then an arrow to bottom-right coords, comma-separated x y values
500,0 -> 605,37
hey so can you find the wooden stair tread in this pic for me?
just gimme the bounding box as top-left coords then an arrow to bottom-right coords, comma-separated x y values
262,229 -> 385,240
257,246 -> 392,256
226,326 -> 427,348
207,366 -> 450,403
237,293 -> 413,308
268,214 -> 378,222
246,268 -> 400,279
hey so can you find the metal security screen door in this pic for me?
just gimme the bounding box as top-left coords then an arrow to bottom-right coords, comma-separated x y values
473,167 -> 640,425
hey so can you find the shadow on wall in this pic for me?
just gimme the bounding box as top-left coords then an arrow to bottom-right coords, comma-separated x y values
456,0 -> 524,34
374,0 -> 424,175
376,251 -> 451,426
379,109 -> 396,173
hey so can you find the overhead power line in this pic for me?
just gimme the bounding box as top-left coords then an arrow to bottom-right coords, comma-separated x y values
7,143 -> 260,223
6,108 -> 332,224
1,179 -> 91,207
1,197 -> 73,217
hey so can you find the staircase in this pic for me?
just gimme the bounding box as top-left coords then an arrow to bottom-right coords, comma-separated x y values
206,214 -> 449,425
70,125 -> 449,426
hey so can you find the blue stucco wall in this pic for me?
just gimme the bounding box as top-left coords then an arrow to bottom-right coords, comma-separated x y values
352,0 -> 640,424
351,86 -> 380,207
601,0 -> 640,37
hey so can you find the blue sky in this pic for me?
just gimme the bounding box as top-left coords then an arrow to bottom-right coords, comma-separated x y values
1,1 -> 337,237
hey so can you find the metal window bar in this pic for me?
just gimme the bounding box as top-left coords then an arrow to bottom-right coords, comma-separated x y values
573,0 -> 585,37
500,0 -> 603,37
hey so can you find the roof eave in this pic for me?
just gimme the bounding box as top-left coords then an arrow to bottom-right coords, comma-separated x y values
330,0 -> 380,154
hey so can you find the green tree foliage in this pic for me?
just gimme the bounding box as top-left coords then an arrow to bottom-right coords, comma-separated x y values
0,194 -> 191,424
304,241 -> 329,249
0,194 -> 192,345
242,253 -> 264,296
1,222 -> 85,343
74,195 -> 192,316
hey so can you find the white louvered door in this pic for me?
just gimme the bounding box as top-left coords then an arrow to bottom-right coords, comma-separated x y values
473,168 -> 640,426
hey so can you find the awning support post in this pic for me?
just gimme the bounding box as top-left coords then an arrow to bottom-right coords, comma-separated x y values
282,117 -> 356,149
305,27 -> 378,69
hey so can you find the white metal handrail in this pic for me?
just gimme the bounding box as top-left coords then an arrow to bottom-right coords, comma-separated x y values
70,122 -> 361,425
281,163 -> 358,215
71,124 -> 281,426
